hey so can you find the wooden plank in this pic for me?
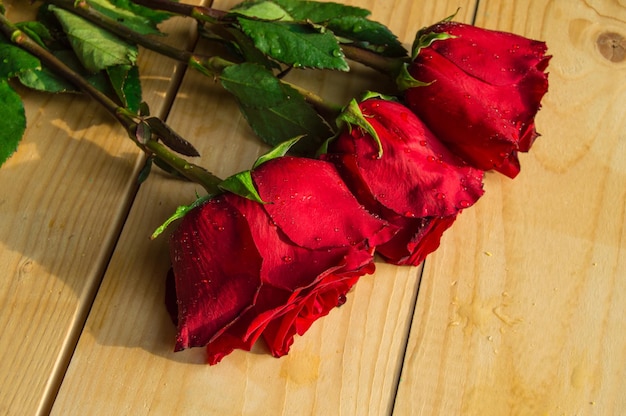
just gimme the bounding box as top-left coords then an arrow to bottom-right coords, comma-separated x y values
0,3 -> 201,414
49,0 -> 476,414
393,0 -> 626,415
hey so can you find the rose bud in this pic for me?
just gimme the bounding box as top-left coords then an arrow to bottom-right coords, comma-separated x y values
403,21 -> 550,177
323,98 -> 484,266
167,156 -> 396,364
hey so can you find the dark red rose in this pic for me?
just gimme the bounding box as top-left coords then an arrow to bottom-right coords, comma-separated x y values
404,21 -> 550,178
168,157 -> 396,364
323,98 -> 484,265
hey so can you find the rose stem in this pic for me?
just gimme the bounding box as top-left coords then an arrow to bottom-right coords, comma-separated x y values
130,0 -> 407,77
0,13 -> 222,194
46,0 -> 343,118
340,44 -> 406,76
131,0 -> 226,23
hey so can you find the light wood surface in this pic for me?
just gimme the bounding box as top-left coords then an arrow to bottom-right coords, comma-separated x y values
1,0 -> 625,415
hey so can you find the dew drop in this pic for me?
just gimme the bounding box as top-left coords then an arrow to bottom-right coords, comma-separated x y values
419,140 -> 427,147
404,211 -> 415,217
436,192 -> 446,200
404,148 -> 411,154
332,49 -> 343,57
282,256 -> 293,263
337,294 -> 347,306
459,200 -> 471,208
427,155 -> 436,162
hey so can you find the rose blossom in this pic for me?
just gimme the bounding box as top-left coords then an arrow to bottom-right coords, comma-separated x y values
167,156 -> 396,364
404,21 -> 550,178
323,98 -> 484,266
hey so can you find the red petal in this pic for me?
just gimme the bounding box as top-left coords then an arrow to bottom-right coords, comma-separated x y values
407,50 -> 547,176
428,21 -> 550,86
338,99 -> 484,217
252,157 -> 396,249
376,215 -> 457,266
169,196 -> 263,350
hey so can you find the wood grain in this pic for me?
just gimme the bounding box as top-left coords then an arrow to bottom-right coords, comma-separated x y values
3,0 -> 624,414
48,0 -> 475,414
0,3 -> 200,414
393,1 -> 626,415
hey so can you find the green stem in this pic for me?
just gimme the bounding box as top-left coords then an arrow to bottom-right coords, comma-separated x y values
340,43 -> 407,76
132,0 -> 406,77
0,13 -> 221,193
44,0 -> 344,114
131,0 -> 226,23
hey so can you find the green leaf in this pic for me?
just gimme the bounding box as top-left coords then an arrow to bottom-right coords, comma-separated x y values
0,79 -> 26,167
237,18 -> 349,70
229,1 -> 292,20
108,0 -> 173,24
16,21 -> 53,48
225,27 -> 280,70
269,0 -> 370,21
50,6 -> 138,73
0,42 -> 41,78
218,170 -> 265,203
220,63 -> 333,154
107,64 -> 142,112
87,0 -> 162,35
327,16 -> 407,57
17,65 -> 75,92
17,49 -> 110,94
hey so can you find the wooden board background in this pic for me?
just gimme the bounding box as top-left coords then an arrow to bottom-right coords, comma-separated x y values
1,0 -> 625,415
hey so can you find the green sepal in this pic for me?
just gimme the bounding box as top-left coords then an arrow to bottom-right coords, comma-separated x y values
336,98 -> 382,158
217,136 -> 302,203
151,193 -> 214,239
253,136 -> 301,168
411,31 -> 454,60
395,62 -> 431,91
218,170 -> 265,204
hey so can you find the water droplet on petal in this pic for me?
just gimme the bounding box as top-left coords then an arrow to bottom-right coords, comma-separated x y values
282,256 -> 293,263
459,200 -> 471,208
419,140 -> 427,147
436,192 -> 446,200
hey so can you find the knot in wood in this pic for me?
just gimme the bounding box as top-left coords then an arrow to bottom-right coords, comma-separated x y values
596,32 -> 625,63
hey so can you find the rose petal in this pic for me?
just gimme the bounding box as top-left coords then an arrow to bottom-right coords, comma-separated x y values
407,50 -> 547,176
252,156 -> 396,249
341,99 -> 484,217
376,214 -> 457,266
169,196 -> 263,350
428,21 -> 550,86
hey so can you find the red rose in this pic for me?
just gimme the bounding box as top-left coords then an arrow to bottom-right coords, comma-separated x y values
404,21 -> 550,177
167,157 -> 396,364
323,98 -> 484,265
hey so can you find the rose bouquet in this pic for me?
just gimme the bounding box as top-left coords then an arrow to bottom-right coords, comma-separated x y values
0,0 -> 549,364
